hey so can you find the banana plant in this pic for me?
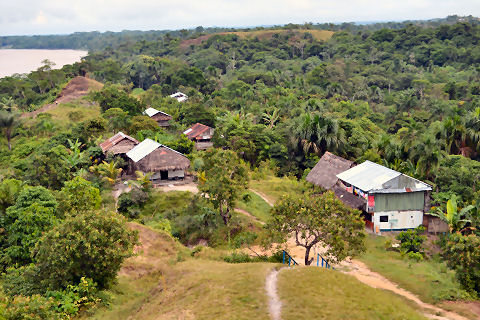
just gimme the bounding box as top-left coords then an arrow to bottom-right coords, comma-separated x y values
430,195 -> 474,233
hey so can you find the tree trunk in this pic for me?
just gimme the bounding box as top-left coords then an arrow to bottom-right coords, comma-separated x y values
304,245 -> 314,265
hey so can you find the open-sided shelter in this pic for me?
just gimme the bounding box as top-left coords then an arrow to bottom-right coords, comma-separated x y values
126,138 -> 190,181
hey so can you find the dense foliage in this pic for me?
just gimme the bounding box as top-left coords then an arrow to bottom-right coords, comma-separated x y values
1,16 -> 480,314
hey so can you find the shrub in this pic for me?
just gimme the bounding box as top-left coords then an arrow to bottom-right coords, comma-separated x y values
3,294 -> 61,320
33,210 -> 138,290
396,226 -> 426,254
443,233 -> 480,295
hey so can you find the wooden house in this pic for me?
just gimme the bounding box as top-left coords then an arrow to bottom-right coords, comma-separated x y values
183,123 -> 214,150
99,132 -> 139,156
144,107 -> 172,127
336,161 -> 432,232
126,139 -> 190,181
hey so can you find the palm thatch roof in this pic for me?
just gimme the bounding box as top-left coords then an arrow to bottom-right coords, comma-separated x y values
306,152 -> 354,189
127,139 -> 190,172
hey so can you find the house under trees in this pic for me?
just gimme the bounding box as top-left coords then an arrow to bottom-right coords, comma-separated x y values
99,131 -> 139,156
144,107 -> 172,127
183,123 -> 215,150
126,138 -> 190,182
307,153 -> 435,233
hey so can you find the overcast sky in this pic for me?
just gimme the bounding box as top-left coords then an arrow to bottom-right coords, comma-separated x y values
1,0 -> 480,36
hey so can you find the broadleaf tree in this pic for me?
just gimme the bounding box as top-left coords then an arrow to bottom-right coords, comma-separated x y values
266,191 -> 366,265
199,149 -> 249,224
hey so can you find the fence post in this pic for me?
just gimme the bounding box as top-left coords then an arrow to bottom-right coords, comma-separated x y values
283,251 -> 285,265
288,256 -> 291,266
317,253 -> 319,266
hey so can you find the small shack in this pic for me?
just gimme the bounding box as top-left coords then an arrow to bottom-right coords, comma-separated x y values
144,108 -> 172,127
336,161 -> 432,232
169,92 -> 188,102
99,132 -> 139,156
183,123 -> 215,150
126,138 -> 190,181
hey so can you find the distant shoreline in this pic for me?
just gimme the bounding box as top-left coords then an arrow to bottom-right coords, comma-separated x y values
0,49 -> 87,78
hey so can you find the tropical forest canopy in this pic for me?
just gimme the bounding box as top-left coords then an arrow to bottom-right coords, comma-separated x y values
1,15 -> 480,317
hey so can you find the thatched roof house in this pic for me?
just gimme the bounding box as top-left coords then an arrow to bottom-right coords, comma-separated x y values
144,107 -> 172,127
306,152 -> 354,190
183,123 -> 215,150
126,139 -> 190,180
99,132 -> 139,155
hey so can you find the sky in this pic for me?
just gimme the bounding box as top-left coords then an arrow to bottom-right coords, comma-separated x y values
1,0 -> 480,36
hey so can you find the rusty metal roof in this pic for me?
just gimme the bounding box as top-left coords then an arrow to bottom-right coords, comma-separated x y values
183,123 -> 213,140
99,132 -> 139,153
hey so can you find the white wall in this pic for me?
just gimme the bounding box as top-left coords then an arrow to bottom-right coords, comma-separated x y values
374,210 -> 423,231
168,169 -> 184,179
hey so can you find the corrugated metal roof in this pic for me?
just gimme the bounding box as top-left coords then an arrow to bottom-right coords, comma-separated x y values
99,131 -> 139,153
170,92 -> 188,102
183,123 -> 213,140
126,138 -> 161,162
144,107 -> 160,117
336,161 -> 401,192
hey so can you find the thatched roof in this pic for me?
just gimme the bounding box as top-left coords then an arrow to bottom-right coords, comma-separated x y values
99,132 -> 139,154
127,139 -> 190,172
333,186 -> 366,210
306,152 -> 354,189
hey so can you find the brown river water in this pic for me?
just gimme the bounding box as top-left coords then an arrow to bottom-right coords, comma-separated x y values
0,49 -> 87,78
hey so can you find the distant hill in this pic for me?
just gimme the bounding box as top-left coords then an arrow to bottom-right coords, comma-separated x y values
0,15 -> 478,51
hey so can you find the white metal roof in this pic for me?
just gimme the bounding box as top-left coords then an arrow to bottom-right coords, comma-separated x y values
126,138 -> 160,162
169,92 -> 188,102
144,107 -> 160,117
336,160 -> 401,192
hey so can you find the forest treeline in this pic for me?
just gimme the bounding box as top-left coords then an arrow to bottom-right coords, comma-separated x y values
1,15 -> 478,50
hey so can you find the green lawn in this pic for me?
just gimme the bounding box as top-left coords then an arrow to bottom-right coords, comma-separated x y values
278,267 -> 427,320
359,234 -> 470,304
237,191 -> 272,222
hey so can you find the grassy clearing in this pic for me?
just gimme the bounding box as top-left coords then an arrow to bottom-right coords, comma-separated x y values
359,234 -> 470,304
142,190 -> 193,217
237,191 -> 272,222
278,267 -> 427,320
84,223 -> 274,320
249,175 -> 308,204
228,29 -> 334,41
46,99 -> 101,126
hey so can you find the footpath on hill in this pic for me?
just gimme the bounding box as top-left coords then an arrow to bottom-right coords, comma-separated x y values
21,76 -> 103,118
113,183 -> 469,320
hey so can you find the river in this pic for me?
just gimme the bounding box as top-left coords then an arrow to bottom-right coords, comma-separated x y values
0,49 -> 88,78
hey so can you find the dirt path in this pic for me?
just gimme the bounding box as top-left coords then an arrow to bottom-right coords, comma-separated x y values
265,268 -> 283,320
157,183 -> 199,193
340,259 -> 468,320
234,208 -> 265,225
249,188 -> 274,207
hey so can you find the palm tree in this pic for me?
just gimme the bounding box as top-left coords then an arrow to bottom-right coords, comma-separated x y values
290,113 -> 345,156
90,161 -> 122,186
128,171 -> 153,190
0,110 -> 19,150
430,195 -> 474,233
410,133 -> 445,179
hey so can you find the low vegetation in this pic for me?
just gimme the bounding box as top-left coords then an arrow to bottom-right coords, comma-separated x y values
278,267 -> 427,320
